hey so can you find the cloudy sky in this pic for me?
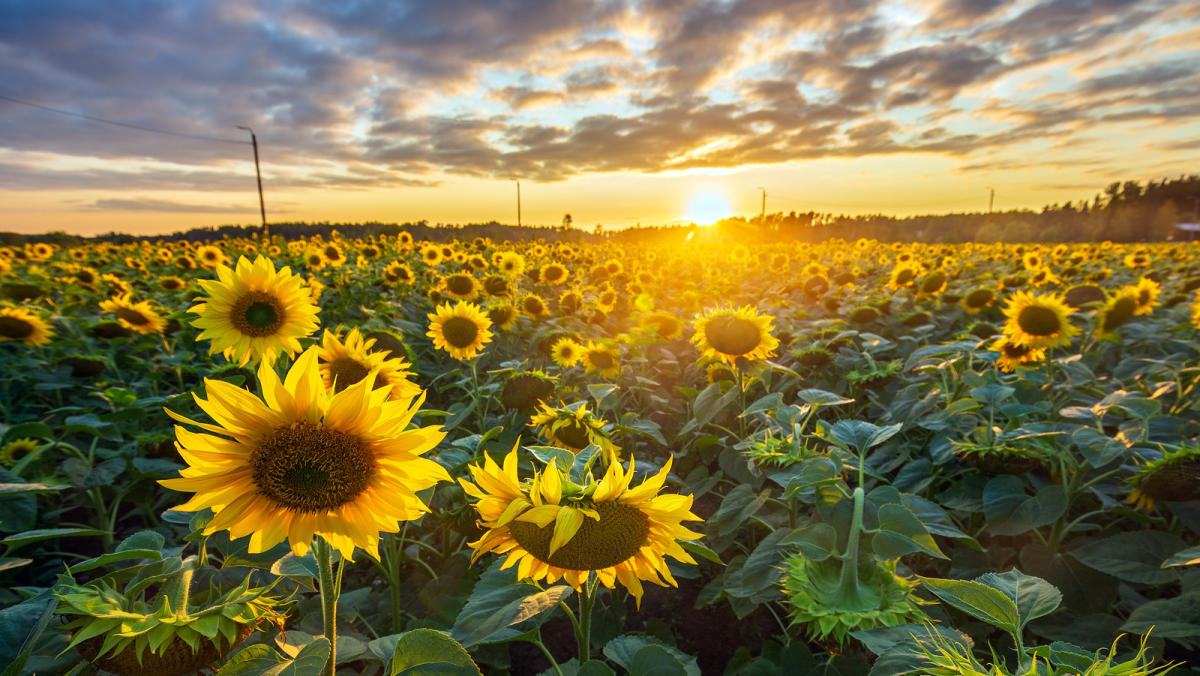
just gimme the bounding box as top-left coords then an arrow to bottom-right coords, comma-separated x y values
1,0 -> 1198,235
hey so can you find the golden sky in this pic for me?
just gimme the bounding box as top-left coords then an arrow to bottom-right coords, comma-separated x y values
1,0 -> 1198,236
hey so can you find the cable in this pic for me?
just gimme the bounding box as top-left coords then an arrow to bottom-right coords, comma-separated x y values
0,93 -> 247,145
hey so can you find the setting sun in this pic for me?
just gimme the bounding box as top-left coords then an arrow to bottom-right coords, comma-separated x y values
686,192 -> 732,225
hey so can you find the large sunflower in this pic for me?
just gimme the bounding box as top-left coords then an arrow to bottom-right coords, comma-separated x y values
459,449 -> 702,607
1000,290 -> 1079,350
159,347 -> 450,560
0,306 -> 54,346
691,306 -> 779,365
317,328 -> 421,401
427,301 -> 494,360
99,296 -> 167,335
189,255 -> 320,366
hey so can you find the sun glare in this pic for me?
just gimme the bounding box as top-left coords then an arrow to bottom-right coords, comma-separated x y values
686,192 -> 732,225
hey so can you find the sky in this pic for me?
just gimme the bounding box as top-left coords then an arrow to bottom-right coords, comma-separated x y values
1,0 -> 1198,236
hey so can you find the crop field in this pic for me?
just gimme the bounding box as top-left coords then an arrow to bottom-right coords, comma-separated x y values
1,231 -> 1199,675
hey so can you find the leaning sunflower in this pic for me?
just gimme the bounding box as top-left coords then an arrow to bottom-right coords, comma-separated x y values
1000,290 -> 1079,350
160,347 -> 450,560
427,301 -> 494,360
1126,446 -> 1200,511
529,402 -> 619,460
189,255 -> 320,366
459,448 -> 703,607
991,336 -> 1046,373
317,328 -> 421,401
691,306 -> 779,365
0,306 -> 54,346
99,296 -> 167,335
1095,289 -> 1140,338
581,341 -> 620,378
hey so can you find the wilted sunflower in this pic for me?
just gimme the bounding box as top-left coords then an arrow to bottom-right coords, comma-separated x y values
691,306 -> 779,365
318,328 -> 421,401
459,449 -> 702,607
1126,447 -> 1200,511
1096,289 -> 1140,337
0,306 -> 54,346
1000,290 -> 1078,350
0,437 -> 39,467
160,347 -> 450,560
991,336 -> 1046,372
427,301 -> 494,360
99,296 -> 166,335
581,341 -> 620,378
1130,277 -> 1160,316
550,337 -> 584,368
530,402 -> 619,458
189,255 -> 320,366
558,290 -> 582,314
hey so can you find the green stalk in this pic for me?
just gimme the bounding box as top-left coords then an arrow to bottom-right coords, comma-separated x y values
315,537 -> 339,676
576,577 -> 596,662
836,486 -> 866,608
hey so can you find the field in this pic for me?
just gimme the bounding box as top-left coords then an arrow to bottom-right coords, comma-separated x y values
1,231 -> 1199,675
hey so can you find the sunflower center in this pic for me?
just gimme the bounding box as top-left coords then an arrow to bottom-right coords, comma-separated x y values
441,316 -> 479,348
0,316 -> 35,339
446,275 -> 475,296
1102,296 -> 1137,331
509,502 -> 650,570
704,316 -> 762,356
1016,305 -> 1062,337
556,419 -> 593,450
328,357 -> 370,391
966,289 -> 993,308
231,291 -> 286,337
251,422 -> 375,512
587,350 -> 615,370
114,306 -> 151,326
896,269 -> 915,285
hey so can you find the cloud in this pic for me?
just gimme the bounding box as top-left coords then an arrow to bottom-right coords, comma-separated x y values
79,198 -> 271,213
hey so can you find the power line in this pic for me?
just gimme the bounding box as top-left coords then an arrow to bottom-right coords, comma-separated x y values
0,93 -> 247,146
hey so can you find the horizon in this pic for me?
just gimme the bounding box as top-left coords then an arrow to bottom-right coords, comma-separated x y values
2,1 -> 1198,236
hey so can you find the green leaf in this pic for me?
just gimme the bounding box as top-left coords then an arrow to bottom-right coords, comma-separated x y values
452,562 -> 574,649
779,523 -> 837,562
0,483 -> 68,495
390,628 -> 481,675
918,576 -> 1020,636
741,392 -> 783,417
678,540 -> 722,565
630,645 -> 687,676
1,527 -> 107,551
526,446 -> 576,472
820,420 -> 903,453
981,476 -> 1067,536
1,422 -> 53,442
873,504 -> 947,560
975,569 -> 1061,630
795,389 -> 854,407
263,637 -> 331,676
1121,591 -> 1200,640
1163,545 -> 1200,568
726,528 -> 789,598
969,384 -> 1015,406
577,660 -> 617,676
603,635 -> 700,676
1070,531 -> 1185,585
0,591 -> 57,676
1071,428 -> 1128,468
587,384 -> 618,403
271,552 -> 320,579
707,484 -> 765,539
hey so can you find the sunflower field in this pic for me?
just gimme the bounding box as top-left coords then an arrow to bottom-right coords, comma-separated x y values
1,231 -> 1199,676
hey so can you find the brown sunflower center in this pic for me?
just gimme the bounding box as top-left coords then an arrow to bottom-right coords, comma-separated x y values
965,289 -> 994,308
523,297 -> 545,315
230,291 -> 285,337
328,357 -> 370,392
251,422 -> 375,512
1138,458 -> 1200,502
555,418 -> 593,450
544,265 -> 565,282
1001,341 -> 1033,359
501,374 -> 555,411
0,316 -> 35,339
704,316 -> 762,356
1102,296 -> 1137,331
114,305 -> 151,326
508,502 -> 650,570
488,306 -> 515,326
895,268 -> 915,286
1016,305 -> 1062,337
446,275 -> 475,296
587,349 -> 615,370
441,316 -> 479,348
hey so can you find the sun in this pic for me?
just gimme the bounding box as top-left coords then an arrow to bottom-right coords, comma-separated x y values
686,192 -> 732,225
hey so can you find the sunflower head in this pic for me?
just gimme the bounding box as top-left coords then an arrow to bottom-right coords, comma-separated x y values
1130,276 -> 1160,316
522,294 -> 549,318
991,335 -> 1046,372
550,337 -> 585,368
1063,284 -> 1106,308
1000,290 -> 1079,350
640,312 -> 683,340
160,347 -> 450,560
529,402 -> 619,457
442,272 -> 479,300
581,341 -> 620,378
541,263 -> 569,285
961,287 -> 995,313
0,437 -> 40,467
318,327 -> 421,401
691,306 -> 779,366
459,447 -> 702,607
1126,447 -> 1200,511
501,371 -> 557,411
189,256 -> 320,366
99,296 -> 166,335
427,301 -> 494,361
1096,289 -> 1140,337
0,306 -> 54,346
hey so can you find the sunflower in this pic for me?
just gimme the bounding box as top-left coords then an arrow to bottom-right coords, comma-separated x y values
501,371 -> 557,411
99,296 -> 166,335
1130,277 -> 1160,316
705,362 -> 736,385
497,251 -> 526,277
427,301 -> 494,360
581,341 -> 620,378
541,263 -> 569,285
196,245 -> 226,268
521,294 -> 549,318
1126,447 -> 1200,511
1095,289 -> 1139,337
382,262 -> 415,285
918,270 -> 947,296
991,336 -> 1045,372
888,262 -> 923,290
318,328 -> 421,401
0,306 -> 54,346
640,312 -> 683,340
442,273 -> 479,300
1000,290 -> 1079,350
1191,291 -> 1200,330
189,256 -> 320,366
419,244 -> 444,267
303,248 -> 326,270
159,347 -> 450,560
459,448 -> 702,607
159,276 -> 186,292
691,306 -> 779,365
558,290 -> 582,314
529,402 -> 619,458
0,437 -> 39,467
487,301 -> 520,330
550,337 -> 584,368
960,287 -> 995,313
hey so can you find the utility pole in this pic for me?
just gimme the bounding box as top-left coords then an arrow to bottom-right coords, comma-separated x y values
987,186 -> 995,214
236,126 -> 267,238
757,187 -> 766,223
514,179 -> 521,227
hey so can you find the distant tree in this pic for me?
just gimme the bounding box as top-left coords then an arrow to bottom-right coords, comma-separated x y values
562,213 -> 572,227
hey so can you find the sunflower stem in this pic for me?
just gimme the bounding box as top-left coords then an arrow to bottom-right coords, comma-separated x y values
576,576 -> 597,662
531,630 -> 564,676
315,537 -> 339,676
